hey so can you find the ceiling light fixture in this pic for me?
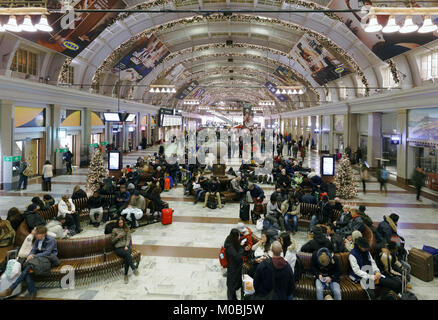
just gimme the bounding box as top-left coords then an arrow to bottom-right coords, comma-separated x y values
419,16 -> 437,33
364,15 -> 383,32
382,15 -> 400,33
35,15 -> 53,32
400,16 -> 418,33
4,16 -> 21,32
21,15 -> 37,32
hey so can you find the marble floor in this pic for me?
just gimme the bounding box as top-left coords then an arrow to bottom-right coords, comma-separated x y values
2,145 -> 438,300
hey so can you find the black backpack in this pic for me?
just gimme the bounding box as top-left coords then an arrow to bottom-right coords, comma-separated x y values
294,255 -> 304,282
104,221 -> 117,235
207,200 -> 217,209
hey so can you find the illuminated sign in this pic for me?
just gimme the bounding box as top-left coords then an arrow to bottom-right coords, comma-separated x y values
62,41 -> 79,51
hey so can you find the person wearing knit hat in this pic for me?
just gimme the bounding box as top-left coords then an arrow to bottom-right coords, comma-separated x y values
310,247 -> 342,300
376,213 -> 404,246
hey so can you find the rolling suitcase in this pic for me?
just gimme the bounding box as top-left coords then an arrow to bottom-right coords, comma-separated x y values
164,178 -> 171,191
408,248 -> 434,282
161,208 -> 173,225
240,200 -> 250,222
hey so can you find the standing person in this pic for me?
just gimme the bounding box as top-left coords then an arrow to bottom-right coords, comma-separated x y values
63,149 -> 74,175
411,167 -> 426,202
111,218 -> 139,284
253,241 -> 295,300
292,143 -> 299,159
224,228 -> 250,300
287,139 -> 292,156
0,226 -> 59,300
310,247 -> 342,300
300,147 -> 306,162
41,160 -> 53,192
377,165 -> 389,196
360,163 -> 369,194
16,158 -> 29,191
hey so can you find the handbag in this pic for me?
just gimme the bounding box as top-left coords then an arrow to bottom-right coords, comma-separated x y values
256,218 -> 264,231
22,165 -> 33,177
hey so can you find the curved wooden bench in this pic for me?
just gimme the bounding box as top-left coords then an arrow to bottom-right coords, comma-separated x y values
13,220 -> 141,286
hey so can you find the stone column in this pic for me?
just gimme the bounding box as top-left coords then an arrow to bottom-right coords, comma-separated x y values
396,109 -> 408,183
317,115 -> 323,151
82,108 -> 92,166
49,104 -> 63,175
329,114 -> 335,154
367,112 -> 382,169
343,112 -> 358,152
0,100 -> 13,189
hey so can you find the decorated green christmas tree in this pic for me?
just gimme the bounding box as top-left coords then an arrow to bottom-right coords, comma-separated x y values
334,155 -> 357,199
86,148 -> 107,193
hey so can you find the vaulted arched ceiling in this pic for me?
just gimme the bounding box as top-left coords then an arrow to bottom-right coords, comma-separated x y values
70,1 -> 385,113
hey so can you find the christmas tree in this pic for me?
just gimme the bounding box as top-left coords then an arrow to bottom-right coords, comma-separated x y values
334,155 -> 357,199
86,148 -> 107,193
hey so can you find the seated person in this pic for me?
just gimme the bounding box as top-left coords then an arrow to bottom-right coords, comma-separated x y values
310,174 -> 323,193
276,169 -> 291,194
310,247 -> 342,300
307,168 -> 317,180
272,188 -> 287,205
333,204 -> 352,235
293,186 -> 304,203
87,190 -> 104,227
122,191 -> 146,228
42,195 -> 55,210
248,183 -> 265,204
266,194 -> 284,230
348,208 -> 365,233
126,168 -> 139,187
309,195 -> 333,231
230,175 -> 245,201
0,218 -> 15,247
301,226 -> 333,253
127,183 -> 136,195
101,176 -> 116,195
22,204 -> 45,230
0,225 -> 59,300
31,196 -> 45,210
194,176 -> 208,205
326,223 -> 347,253
292,172 -> 303,186
71,185 -> 87,200
300,190 -> 317,204
281,194 -> 300,234
333,197 -> 343,212
115,185 -> 131,212
7,207 -> 23,231
376,244 -> 403,294
204,177 -> 222,209
376,213 -> 403,247
349,237 -> 401,300
58,194 -> 82,234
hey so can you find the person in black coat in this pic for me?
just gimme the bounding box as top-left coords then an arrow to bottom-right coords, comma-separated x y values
22,204 -> 45,230
309,196 -> 333,231
224,228 -> 250,300
253,241 -> 295,300
310,247 -> 342,300
376,214 -> 403,246
71,185 -> 87,200
301,226 -> 333,253
203,177 -> 222,208
334,205 -> 352,235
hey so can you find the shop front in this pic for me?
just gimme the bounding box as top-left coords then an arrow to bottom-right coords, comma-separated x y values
59,109 -> 82,169
381,112 -> 398,174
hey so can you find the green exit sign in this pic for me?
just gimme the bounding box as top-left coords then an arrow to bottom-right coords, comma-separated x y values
57,148 -> 68,153
89,143 -> 99,147
12,156 -> 21,162
100,141 -> 108,146
3,156 -> 12,162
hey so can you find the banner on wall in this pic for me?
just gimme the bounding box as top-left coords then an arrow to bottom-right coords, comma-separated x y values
334,115 -> 344,132
112,34 -> 170,82
8,0 -> 126,58
327,0 -> 438,60
242,104 -> 254,129
91,112 -> 105,127
273,66 -> 299,86
265,82 -> 288,102
175,80 -> 199,100
408,108 -> 438,142
291,34 -> 350,85
14,107 -> 45,128
61,110 -> 81,127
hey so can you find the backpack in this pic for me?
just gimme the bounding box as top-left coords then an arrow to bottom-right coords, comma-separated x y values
219,246 -> 228,268
104,221 -> 117,235
207,200 -> 217,210
381,169 -> 389,180
294,255 -> 304,282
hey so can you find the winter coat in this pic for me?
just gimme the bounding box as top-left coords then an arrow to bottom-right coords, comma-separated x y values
57,199 -> 76,218
230,178 -> 244,193
358,209 -> 376,233
284,250 -> 297,271
348,215 -> 365,233
87,195 -> 104,209
253,256 -> 295,300
301,194 -> 317,204
310,248 -> 341,283
7,211 -> 23,231
249,185 -> 265,200
281,200 -> 300,216
207,180 -> 220,193
41,164 -> 53,179
411,170 -> 426,188
335,212 -> 352,230
301,229 -> 333,253
349,247 -> 379,282
129,195 -> 147,211
318,201 -> 333,224
0,220 -> 15,247
224,236 -> 244,291
27,236 -> 60,276
331,232 -> 348,253
276,174 -> 290,189
23,210 -> 45,230
111,227 -> 132,249
376,216 -> 398,245
72,189 -> 87,200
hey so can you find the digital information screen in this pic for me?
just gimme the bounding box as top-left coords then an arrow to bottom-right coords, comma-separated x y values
161,114 -> 182,126
321,156 -> 335,176
104,113 -> 121,122
108,151 -> 121,170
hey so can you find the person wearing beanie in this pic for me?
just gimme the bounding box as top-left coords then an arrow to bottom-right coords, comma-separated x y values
301,226 -> 333,253
310,247 -> 342,300
376,213 -> 404,246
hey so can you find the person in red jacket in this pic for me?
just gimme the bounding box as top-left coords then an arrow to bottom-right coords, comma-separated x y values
237,222 -> 253,262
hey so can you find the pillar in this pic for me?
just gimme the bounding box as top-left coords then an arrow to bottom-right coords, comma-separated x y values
82,108 -> 92,166
0,100 -> 13,189
329,114 -> 335,154
147,113 -> 152,145
123,122 -> 129,152
49,104 -> 63,175
396,109 -> 408,183
310,116 -> 316,147
317,115 -> 323,151
367,112 -> 382,168
343,112 -> 358,152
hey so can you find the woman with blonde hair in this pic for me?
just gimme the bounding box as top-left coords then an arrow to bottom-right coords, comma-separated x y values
71,185 -> 87,200
58,194 -> 82,234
